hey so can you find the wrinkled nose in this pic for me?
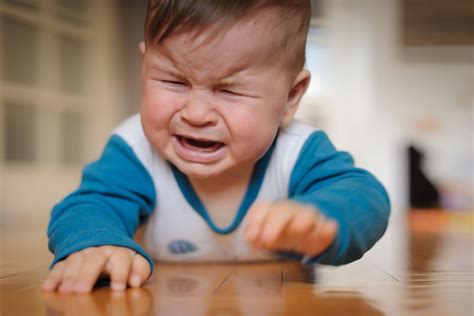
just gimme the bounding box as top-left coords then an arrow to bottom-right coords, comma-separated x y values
180,94 -> 218,127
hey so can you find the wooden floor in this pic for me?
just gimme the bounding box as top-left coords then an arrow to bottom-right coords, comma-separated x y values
1,210 -> 473,315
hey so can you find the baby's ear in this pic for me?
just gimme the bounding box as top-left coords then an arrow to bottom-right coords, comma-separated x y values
281,69 -> 310,127
139,42 -> 146,57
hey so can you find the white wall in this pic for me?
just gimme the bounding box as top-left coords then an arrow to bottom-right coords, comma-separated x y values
306,0 -> 474,212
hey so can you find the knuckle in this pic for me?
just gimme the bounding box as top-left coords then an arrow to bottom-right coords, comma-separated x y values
121,247 -> 135,257
68,251 -> 85,262
298,210 -> 315,223
81,247 -> 95,255
99,246 -> 114,256
299,217 -> 315,228
302,208 -> 317,219
288,223 -> 305,236
85,249 -> 103,261
83,246 -> 104,256
112,249 -> 133,262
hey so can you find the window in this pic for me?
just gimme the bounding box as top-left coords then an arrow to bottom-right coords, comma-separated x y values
0,0 -> 121,215
297,18 -> 330,129
0,0 -> 94,165
305,25 -> 328,99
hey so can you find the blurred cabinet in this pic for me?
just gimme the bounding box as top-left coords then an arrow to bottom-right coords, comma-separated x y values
402,0 -> 474,45
0,0 -> 122,217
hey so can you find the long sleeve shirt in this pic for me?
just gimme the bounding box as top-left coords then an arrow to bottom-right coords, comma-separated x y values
47,115 -> 390,271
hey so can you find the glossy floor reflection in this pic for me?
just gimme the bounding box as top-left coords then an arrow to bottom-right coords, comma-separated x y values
0,210 -> 473,315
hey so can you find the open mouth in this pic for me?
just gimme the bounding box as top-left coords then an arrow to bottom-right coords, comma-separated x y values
172,134 -> 226,163
177,135 -> 224,152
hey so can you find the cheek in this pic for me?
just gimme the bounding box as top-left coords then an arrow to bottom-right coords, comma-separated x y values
141,86 -> 179,127
141,86 -> 182,148
224,100 -> 283,153
226,97 -> 285,132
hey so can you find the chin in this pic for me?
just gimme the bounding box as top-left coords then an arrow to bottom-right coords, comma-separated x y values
174,161 -> 227,180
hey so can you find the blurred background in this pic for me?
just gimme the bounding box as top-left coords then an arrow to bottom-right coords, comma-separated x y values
0,0 -> 472,227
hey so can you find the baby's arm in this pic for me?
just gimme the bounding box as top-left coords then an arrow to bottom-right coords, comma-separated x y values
43,135 -> 156,293
246,131 -> 390,265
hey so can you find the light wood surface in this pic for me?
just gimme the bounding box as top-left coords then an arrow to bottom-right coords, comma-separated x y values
1,210 -> 473,315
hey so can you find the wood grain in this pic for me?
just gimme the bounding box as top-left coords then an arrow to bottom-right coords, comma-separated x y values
1,211 -> 473,315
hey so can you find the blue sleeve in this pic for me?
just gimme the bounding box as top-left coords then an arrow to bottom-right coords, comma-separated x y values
47,135 -> 157,271
287,131 -> 390,265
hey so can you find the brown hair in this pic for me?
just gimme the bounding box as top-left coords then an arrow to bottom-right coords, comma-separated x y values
144,0 -> 311,74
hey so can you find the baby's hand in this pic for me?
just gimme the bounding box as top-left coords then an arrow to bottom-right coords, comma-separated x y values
42,246 -> 151,294
245,201 -> 338,257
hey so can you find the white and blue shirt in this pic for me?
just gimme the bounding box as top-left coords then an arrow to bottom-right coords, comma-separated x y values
48,114 -> 390,271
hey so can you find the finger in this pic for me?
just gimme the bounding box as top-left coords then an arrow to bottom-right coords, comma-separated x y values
58,252 -> 86,293
42,261 -> 65,292
280,209 -> 318,251
258,206 -> 295,249
73,249 -> 109,293
245,201 -> 272,243
302,220 -> 338,256
108,248 -> 134,291
128,254 -> 151,288
286,209 -> 317,238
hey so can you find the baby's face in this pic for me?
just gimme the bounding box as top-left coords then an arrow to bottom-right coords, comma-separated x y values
140,13 -> 306,180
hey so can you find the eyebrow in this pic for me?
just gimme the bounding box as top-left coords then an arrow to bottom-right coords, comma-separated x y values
151,62 -> 248,88
148,49 -> 249,87
214,78 -> 244,89
156,67 -> 187,81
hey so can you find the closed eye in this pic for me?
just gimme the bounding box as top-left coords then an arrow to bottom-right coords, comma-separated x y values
220,89 -> 259,99
163,80 -> 186,86
221,89 -> 243,96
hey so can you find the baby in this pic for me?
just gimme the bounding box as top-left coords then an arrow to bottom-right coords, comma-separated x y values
42,0 -> 390,294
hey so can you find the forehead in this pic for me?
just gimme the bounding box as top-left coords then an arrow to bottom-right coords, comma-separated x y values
145,11 -> 287,79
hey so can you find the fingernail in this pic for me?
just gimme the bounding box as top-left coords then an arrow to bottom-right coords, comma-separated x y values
111,282 -> 126,291
130,275 -> 142,288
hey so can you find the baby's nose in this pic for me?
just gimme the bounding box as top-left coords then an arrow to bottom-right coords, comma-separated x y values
180,95 -> 218,127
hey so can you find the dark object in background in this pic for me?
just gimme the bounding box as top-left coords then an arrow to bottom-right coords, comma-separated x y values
408,145 -> 440,208
401,0 -> 474,46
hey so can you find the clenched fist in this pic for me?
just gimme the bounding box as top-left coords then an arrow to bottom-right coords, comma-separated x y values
245,201 -> 338,256
42,245 -> 151,294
